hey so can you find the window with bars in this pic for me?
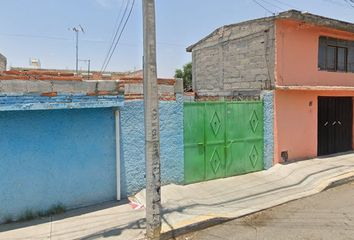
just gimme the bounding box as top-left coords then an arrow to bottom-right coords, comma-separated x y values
318,36 -> 354,73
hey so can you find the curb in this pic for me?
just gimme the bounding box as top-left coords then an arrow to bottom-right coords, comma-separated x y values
161,217 -> 229,240
324,175 -> 354,190
162,174 -> 354,240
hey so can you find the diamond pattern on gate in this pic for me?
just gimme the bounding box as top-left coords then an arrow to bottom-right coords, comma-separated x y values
249,145 -> 259,168
210,111 -> 221,136
249,110 -> 259,133
210,149 -> 221,174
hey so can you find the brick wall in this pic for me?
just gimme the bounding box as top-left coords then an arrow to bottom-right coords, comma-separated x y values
189,18 -> 276,99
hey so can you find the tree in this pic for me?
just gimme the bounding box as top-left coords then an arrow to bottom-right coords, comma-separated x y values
175,62 -> 192,91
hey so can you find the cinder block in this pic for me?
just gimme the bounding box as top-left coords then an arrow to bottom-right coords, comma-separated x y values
158,84 -> 175,94
249,81 -> 263,89
255,74 -> 268,82
231,82 -> 242,89
97,81 -> 118,91
224,83 -> 232,89
26,81 -> 52,93
51,81 -> 96,94
174,78 -> 183,93
0,80 -> 28,93
73,81 -> 96,93
240,82 -> 251,89
191,19 -> 275,96
124,83 -> 143,94
52,81 -> 75,93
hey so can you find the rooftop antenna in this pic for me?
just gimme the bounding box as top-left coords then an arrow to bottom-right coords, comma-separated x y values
70,25 -> 85,74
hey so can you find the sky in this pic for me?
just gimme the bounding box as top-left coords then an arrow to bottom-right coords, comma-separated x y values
0,0 -> 353,77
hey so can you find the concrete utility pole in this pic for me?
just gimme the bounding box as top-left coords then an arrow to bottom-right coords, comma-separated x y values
143,0 -> 161,239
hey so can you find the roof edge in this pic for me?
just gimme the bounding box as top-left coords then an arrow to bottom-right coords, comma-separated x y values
186,10 -> 354,52
186,14 -> 276,52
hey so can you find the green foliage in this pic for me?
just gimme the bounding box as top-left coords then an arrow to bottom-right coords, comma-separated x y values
174,62 -> 192,91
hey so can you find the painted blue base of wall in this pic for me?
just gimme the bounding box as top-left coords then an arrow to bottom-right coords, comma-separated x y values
120,95 -> 184,197
0,108 -> 117,221
262,91 -> 274,169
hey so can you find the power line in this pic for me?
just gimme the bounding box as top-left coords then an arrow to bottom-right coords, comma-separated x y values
252,0 -> 276,15
101,0 -> 135,73
0,33 -> 107,43
101,0 -> 131,72
323,0 -> 349,7
258,0 -> 286,11
0,32 -> 186,48
0,33 -> 69,41
111,0 -> 128,41
270,0 -> 301,10
344,0 -> 354,8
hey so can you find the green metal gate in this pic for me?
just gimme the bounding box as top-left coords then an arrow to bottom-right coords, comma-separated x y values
184,101 -> 264,184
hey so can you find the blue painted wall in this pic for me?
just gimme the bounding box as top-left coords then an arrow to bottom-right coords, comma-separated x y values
263,91 -> 274,169
0,108 -> 117,221
120,95 -> 184,197
0,94 -> 123,111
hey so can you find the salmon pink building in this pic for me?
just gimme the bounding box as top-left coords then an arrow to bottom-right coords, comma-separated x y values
275,16 -> 354,163
187,10 -> 354,166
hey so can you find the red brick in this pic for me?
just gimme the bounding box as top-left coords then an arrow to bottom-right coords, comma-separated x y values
41,92 -> 58,97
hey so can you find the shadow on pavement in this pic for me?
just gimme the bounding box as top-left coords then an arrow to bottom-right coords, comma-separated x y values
0,200 -> 128,233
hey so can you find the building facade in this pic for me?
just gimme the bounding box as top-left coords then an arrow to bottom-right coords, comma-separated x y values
187,10 -> 354,164
0,70 -> 184,223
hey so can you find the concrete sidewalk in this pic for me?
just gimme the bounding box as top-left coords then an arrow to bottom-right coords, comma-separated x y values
1,153 -> 354,240
137,152 -> 354,236
0,202 -> 146,240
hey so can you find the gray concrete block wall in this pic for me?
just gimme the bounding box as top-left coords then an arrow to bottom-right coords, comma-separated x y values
0,79 -> 179,96
0,54 -> 7,71
191,19 -> 276,98
0,80 -> 113,95
123,82 -> 177,96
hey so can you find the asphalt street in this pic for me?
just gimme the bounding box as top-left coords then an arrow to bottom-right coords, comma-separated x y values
177,180 -> 354,240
